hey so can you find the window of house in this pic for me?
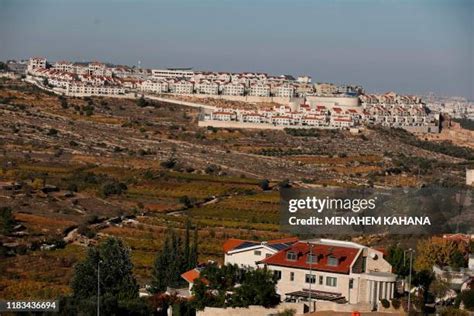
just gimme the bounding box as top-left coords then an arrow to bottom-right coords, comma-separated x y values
265,253 -> 272,258
327,256 -> 339,266
305,274 -> 316,284
286,251 -> 297,261
326,277 -> 337,287
273,270 -> 282,280
307,254 -> 318,264
254,250 -> 261,256
290,272 -> 294,281
319,276 -> 323,285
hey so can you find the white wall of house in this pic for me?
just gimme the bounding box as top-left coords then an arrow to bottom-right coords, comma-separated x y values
225,245 -> 277,269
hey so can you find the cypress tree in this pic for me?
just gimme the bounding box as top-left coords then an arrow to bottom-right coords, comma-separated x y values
151,222 -> 199,293
184,219 -> 191,270
189,226 -> 198,268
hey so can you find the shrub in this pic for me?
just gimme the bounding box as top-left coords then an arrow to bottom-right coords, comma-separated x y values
85,215 -> 100,224
161,158 -> 177,169
102,181 -> 127,197
136,96 -> 148,107
179,195 -> 194,208
0,206 -> 15,234
276,309 -> 296,316
60,98 -> 68,109
439,307 -> 468,316
67,183 -> 78,192
205,164 -> 218,174
391,298 -> 401,309
77,224 -> 96,239
47,128 -> 58,136
278,179 -> 291,189
44,236 -> 66,249
380,298 -> 390,308
259,179 -> 270,191
460,289 -> 474,311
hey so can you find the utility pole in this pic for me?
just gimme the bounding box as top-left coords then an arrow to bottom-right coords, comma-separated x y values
307,242 -> 314,313
404,249 -> 414,314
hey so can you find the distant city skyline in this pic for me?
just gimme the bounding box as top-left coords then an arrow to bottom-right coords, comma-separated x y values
0,0 -> 472,99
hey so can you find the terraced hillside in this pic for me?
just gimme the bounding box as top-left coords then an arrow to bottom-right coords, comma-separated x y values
0,78 -> 472,299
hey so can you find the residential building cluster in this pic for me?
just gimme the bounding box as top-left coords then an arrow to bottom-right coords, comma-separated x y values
422,94 -> 474,120
25,57 -> 362,99
22,57 -> 439,132
203,91 -> 440,132
182,237 -> 397,310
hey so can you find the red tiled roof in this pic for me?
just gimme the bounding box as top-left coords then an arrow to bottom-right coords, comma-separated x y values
260,242 -> 360,274
267,237 -> 299,244
181,269 -> 200,283
223,238 -> 246,253
181,269 -> 209,285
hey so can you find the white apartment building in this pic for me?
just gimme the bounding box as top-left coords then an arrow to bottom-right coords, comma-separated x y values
221,82 -> 245,96
139,80 -> 169,93
249,83 -> 271,97
88,62 -> 106,76
152,68 -> 194,80
210,111 -> 236,121
257,239 -> 397,309
331,117 -> 354,128
273,84 -> 296,98
302,115 -> 329,127
66,83 -> 125,96
195,80 -> 219,95
242,113 -> 266,123
169,80 -> 194,94
271,115 -> 293,125
27,57 -> 47,73
52,61 -> 75,73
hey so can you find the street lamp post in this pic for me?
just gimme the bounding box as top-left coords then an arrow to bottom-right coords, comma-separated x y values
404,249 -> 414,314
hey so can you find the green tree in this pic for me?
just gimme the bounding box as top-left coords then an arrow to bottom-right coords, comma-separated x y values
179,196 -> 194,208
101,180 -> 127,197
386,244 -> 409,276
151,232 -> 173,292
192,263 -> 241,310
71,237 -> 138,300
232,268 -> 279,308
151,221 -> 199,293
0,207 -> 15,235
189,226 -> 198,269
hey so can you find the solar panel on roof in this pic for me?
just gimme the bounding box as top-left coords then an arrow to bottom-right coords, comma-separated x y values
269,243 -> 292,251
233,241 -> 259,250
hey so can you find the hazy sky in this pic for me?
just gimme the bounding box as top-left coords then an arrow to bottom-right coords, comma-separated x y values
0,0 -> 472,98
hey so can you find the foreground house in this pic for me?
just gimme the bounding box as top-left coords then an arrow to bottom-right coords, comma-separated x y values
256,239 -> 396,309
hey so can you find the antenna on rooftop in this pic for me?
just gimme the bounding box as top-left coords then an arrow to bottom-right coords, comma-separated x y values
138,60 -> 141,69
